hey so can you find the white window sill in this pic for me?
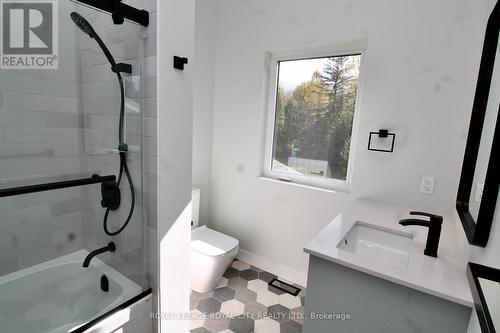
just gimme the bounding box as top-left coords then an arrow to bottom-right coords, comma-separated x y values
257,176 -> 350,194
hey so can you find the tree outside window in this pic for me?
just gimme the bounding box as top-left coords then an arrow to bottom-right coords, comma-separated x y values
272,54 -> 361,181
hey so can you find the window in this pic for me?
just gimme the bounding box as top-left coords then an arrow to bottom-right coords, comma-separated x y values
263,49 -> 363,190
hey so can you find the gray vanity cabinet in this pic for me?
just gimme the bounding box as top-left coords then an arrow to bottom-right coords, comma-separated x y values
303,255 -> 471,333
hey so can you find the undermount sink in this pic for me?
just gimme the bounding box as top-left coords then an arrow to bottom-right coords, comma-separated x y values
337,221 -> 414,268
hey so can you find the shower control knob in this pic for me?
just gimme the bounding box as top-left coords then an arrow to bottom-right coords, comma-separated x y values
101,181 -> 121,211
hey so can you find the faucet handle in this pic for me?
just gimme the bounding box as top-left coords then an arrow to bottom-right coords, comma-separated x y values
410,211 -> 443,224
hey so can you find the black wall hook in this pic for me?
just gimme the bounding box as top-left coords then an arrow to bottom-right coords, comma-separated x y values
173,56 -> 189,70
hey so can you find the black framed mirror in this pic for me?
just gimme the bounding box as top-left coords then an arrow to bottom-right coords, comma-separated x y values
456,1 -> 500,247
466,263 -> 500,333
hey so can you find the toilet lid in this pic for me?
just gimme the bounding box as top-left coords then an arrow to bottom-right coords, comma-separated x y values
191,226 -> 239,257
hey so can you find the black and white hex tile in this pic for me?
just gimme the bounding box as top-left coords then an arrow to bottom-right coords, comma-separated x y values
190,259 -> 306,333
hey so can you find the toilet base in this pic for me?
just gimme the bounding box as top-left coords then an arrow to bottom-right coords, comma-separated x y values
190,246 -> 239,293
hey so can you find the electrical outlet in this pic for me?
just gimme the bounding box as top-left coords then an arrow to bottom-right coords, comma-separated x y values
475,184 -> 484,202
420,176 -> 435,195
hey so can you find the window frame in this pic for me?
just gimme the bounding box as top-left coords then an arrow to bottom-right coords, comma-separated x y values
262,44 -> 366,192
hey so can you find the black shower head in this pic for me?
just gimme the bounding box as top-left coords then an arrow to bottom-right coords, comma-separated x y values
70,12 -> 95,38
70,11 -> 118,69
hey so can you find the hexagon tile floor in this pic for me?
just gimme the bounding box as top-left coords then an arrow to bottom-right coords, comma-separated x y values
190,259 -> 306,333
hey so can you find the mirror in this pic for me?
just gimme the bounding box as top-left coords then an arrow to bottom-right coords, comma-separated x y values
467,263 -> 500,333
479,278 -> 500,330
469,32 -> 499,221
457,3 -> 500,247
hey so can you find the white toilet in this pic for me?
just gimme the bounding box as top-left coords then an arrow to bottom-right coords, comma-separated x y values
190,189 -> 239,293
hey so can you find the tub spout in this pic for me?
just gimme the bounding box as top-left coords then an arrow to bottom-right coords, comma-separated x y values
83,242 -> 116,267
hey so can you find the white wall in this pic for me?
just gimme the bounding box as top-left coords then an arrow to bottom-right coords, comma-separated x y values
157,0 -> 195,332
193,0 -> 217,224
203,0 -> 490,281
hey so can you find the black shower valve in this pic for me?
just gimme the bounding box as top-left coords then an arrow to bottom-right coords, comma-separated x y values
101,180 -> 121,211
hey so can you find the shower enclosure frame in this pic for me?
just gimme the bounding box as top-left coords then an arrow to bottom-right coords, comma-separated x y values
0,0 -> 152,331
69,289 -> 152,333
72,0 -> 149,27
0,174 -> 115,197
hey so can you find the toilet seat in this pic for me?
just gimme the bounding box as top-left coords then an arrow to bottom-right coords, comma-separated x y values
191,225 -> 239,257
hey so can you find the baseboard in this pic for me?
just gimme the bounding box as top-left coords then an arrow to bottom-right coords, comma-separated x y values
236,249 -> 308,287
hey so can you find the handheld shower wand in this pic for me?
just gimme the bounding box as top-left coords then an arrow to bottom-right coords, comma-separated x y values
71,12 -> 130,146
71,12 -> 135,236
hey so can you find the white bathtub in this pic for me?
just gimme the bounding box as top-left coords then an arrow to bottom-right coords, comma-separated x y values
0,250 -> 142,333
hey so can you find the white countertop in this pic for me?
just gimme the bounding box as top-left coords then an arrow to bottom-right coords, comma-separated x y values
304,199 -> 473,307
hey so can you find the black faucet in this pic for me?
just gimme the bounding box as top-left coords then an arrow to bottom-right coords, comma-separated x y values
399,211 -> 443,258
83,242 -> 116,267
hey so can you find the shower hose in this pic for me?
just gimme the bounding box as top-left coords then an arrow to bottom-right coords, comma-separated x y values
103,71 -> 135,236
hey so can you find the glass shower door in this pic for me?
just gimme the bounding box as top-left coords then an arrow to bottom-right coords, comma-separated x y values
0,1 -> 147,332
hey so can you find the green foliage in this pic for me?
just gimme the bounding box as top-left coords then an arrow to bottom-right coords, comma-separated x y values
274,56 -> 360,180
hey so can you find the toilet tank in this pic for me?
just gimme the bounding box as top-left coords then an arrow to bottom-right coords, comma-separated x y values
192,188 -> 200,227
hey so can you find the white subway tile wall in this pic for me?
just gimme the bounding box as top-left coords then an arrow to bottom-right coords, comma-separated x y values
0,1 -> 85,276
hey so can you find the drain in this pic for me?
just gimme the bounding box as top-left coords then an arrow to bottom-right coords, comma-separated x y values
101,274 -> 109,292
268,278 -> 301,296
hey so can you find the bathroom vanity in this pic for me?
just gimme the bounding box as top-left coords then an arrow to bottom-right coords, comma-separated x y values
303,200 -> 473,333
